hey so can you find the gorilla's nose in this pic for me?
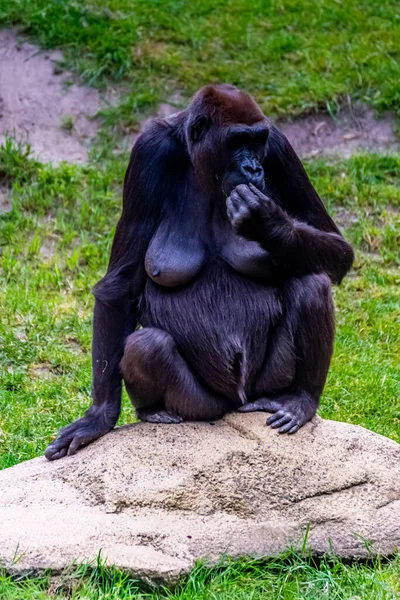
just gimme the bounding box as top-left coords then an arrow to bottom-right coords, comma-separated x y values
240,160 -> 264,187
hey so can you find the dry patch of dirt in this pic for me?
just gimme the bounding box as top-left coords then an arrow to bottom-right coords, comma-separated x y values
123,100 -> 399,159
65,337 -> 85,354
277,105 -> 399,158
0,184 -> 11,213
14,329 -> 27,342
0,28 -> 398,164
0,29 -> 104,164
39,237 -> 57,260
29,363 -> 56,380
333,208 -> 360,230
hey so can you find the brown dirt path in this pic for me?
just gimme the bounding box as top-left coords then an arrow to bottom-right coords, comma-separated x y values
0,29 -> 103,164
0,28 -> 398,164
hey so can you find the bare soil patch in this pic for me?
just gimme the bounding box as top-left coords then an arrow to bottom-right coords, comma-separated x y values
0,29 -> 102,164
278,105 -> 399,158
333,208 -> 360,230
39,237 -> 57,260
0,28 -> 398,164
0,184 -> 11,213
125,101 -> 400,159
29,363 -> 55,380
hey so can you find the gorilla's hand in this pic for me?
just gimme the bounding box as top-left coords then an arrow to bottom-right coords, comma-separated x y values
227,183 -> 294,248
45,405 -> 116,460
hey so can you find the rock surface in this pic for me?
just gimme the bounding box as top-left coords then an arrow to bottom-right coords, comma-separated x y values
0,413 -> 399,584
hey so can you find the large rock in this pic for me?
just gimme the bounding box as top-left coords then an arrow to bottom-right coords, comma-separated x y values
0,414 -> 399,583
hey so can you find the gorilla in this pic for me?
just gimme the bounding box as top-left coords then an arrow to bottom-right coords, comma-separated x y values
45,84 -> 353,460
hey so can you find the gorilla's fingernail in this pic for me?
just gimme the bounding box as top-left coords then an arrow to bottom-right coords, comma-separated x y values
152,268 -> 161,277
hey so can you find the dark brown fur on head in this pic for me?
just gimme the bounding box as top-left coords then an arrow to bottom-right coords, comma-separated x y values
190,84 -> 265,127
186,85 -> 267,197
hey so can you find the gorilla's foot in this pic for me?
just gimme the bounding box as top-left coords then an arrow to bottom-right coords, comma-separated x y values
239,392 -> 317,434
137,407 -> 183,424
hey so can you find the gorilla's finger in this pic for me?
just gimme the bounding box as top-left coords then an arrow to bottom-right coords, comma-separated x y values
226,197 -> 234,215
57,447 -> 69,459
45,433 -> 73,454
270,414 -> 292,429
235,184 -> 259,208
45,445 -> 68,461
229,190 -> 241,210
249,183 -> 271,201
67,434 -> 94,456
235,184 -> 251,195
288,424 -> 300,434
279,420 -> 298,434
266,410 -> 285,425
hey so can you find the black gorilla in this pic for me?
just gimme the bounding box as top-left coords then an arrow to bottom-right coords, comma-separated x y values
46,84 -> 353,460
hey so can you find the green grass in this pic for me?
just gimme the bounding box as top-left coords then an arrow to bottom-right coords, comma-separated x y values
2,0 -> 400,131
1,551 -> 400,600
60,115 -> 75,132
1,146 -> 399,600
1,143 -> 399,469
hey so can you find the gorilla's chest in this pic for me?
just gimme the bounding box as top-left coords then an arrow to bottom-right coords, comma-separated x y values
144,218 -> 274,287
219,235 -> 275,279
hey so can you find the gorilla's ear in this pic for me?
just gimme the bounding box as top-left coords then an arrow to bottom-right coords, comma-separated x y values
189,115 -> 210,142
263,125 -> 340,235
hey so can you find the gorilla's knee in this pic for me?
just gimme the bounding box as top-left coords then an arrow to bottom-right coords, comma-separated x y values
288,273 -> 332,313
120,328 -> 176,381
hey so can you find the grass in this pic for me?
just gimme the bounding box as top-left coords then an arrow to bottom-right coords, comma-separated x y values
0,141 -> 399,598
0,0 -> 400,597
1,0 -> 400,131
60,116 -> 75,132
1,551 -> 400,600
0,143 -> 399,469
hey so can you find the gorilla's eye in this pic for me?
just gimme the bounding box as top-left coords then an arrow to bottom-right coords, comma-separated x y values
190,116 -> 210,142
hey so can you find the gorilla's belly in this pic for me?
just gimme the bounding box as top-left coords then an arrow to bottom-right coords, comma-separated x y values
140,263 -> 282,403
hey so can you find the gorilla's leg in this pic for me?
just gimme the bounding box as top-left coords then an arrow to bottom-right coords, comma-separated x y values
121,328 -> 230,422
241,273 -> 334,433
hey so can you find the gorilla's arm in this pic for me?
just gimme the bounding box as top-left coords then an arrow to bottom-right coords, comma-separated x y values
227,183 -> 353,284
45,120 -> 187,459
227,126 -> 354,284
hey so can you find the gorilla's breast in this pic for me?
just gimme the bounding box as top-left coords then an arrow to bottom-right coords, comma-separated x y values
145,220 -> 275,287
145,220 -> 207,287
220,235 -> 276,279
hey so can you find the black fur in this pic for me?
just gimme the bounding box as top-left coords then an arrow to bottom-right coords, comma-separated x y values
45,85 -> 353,460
